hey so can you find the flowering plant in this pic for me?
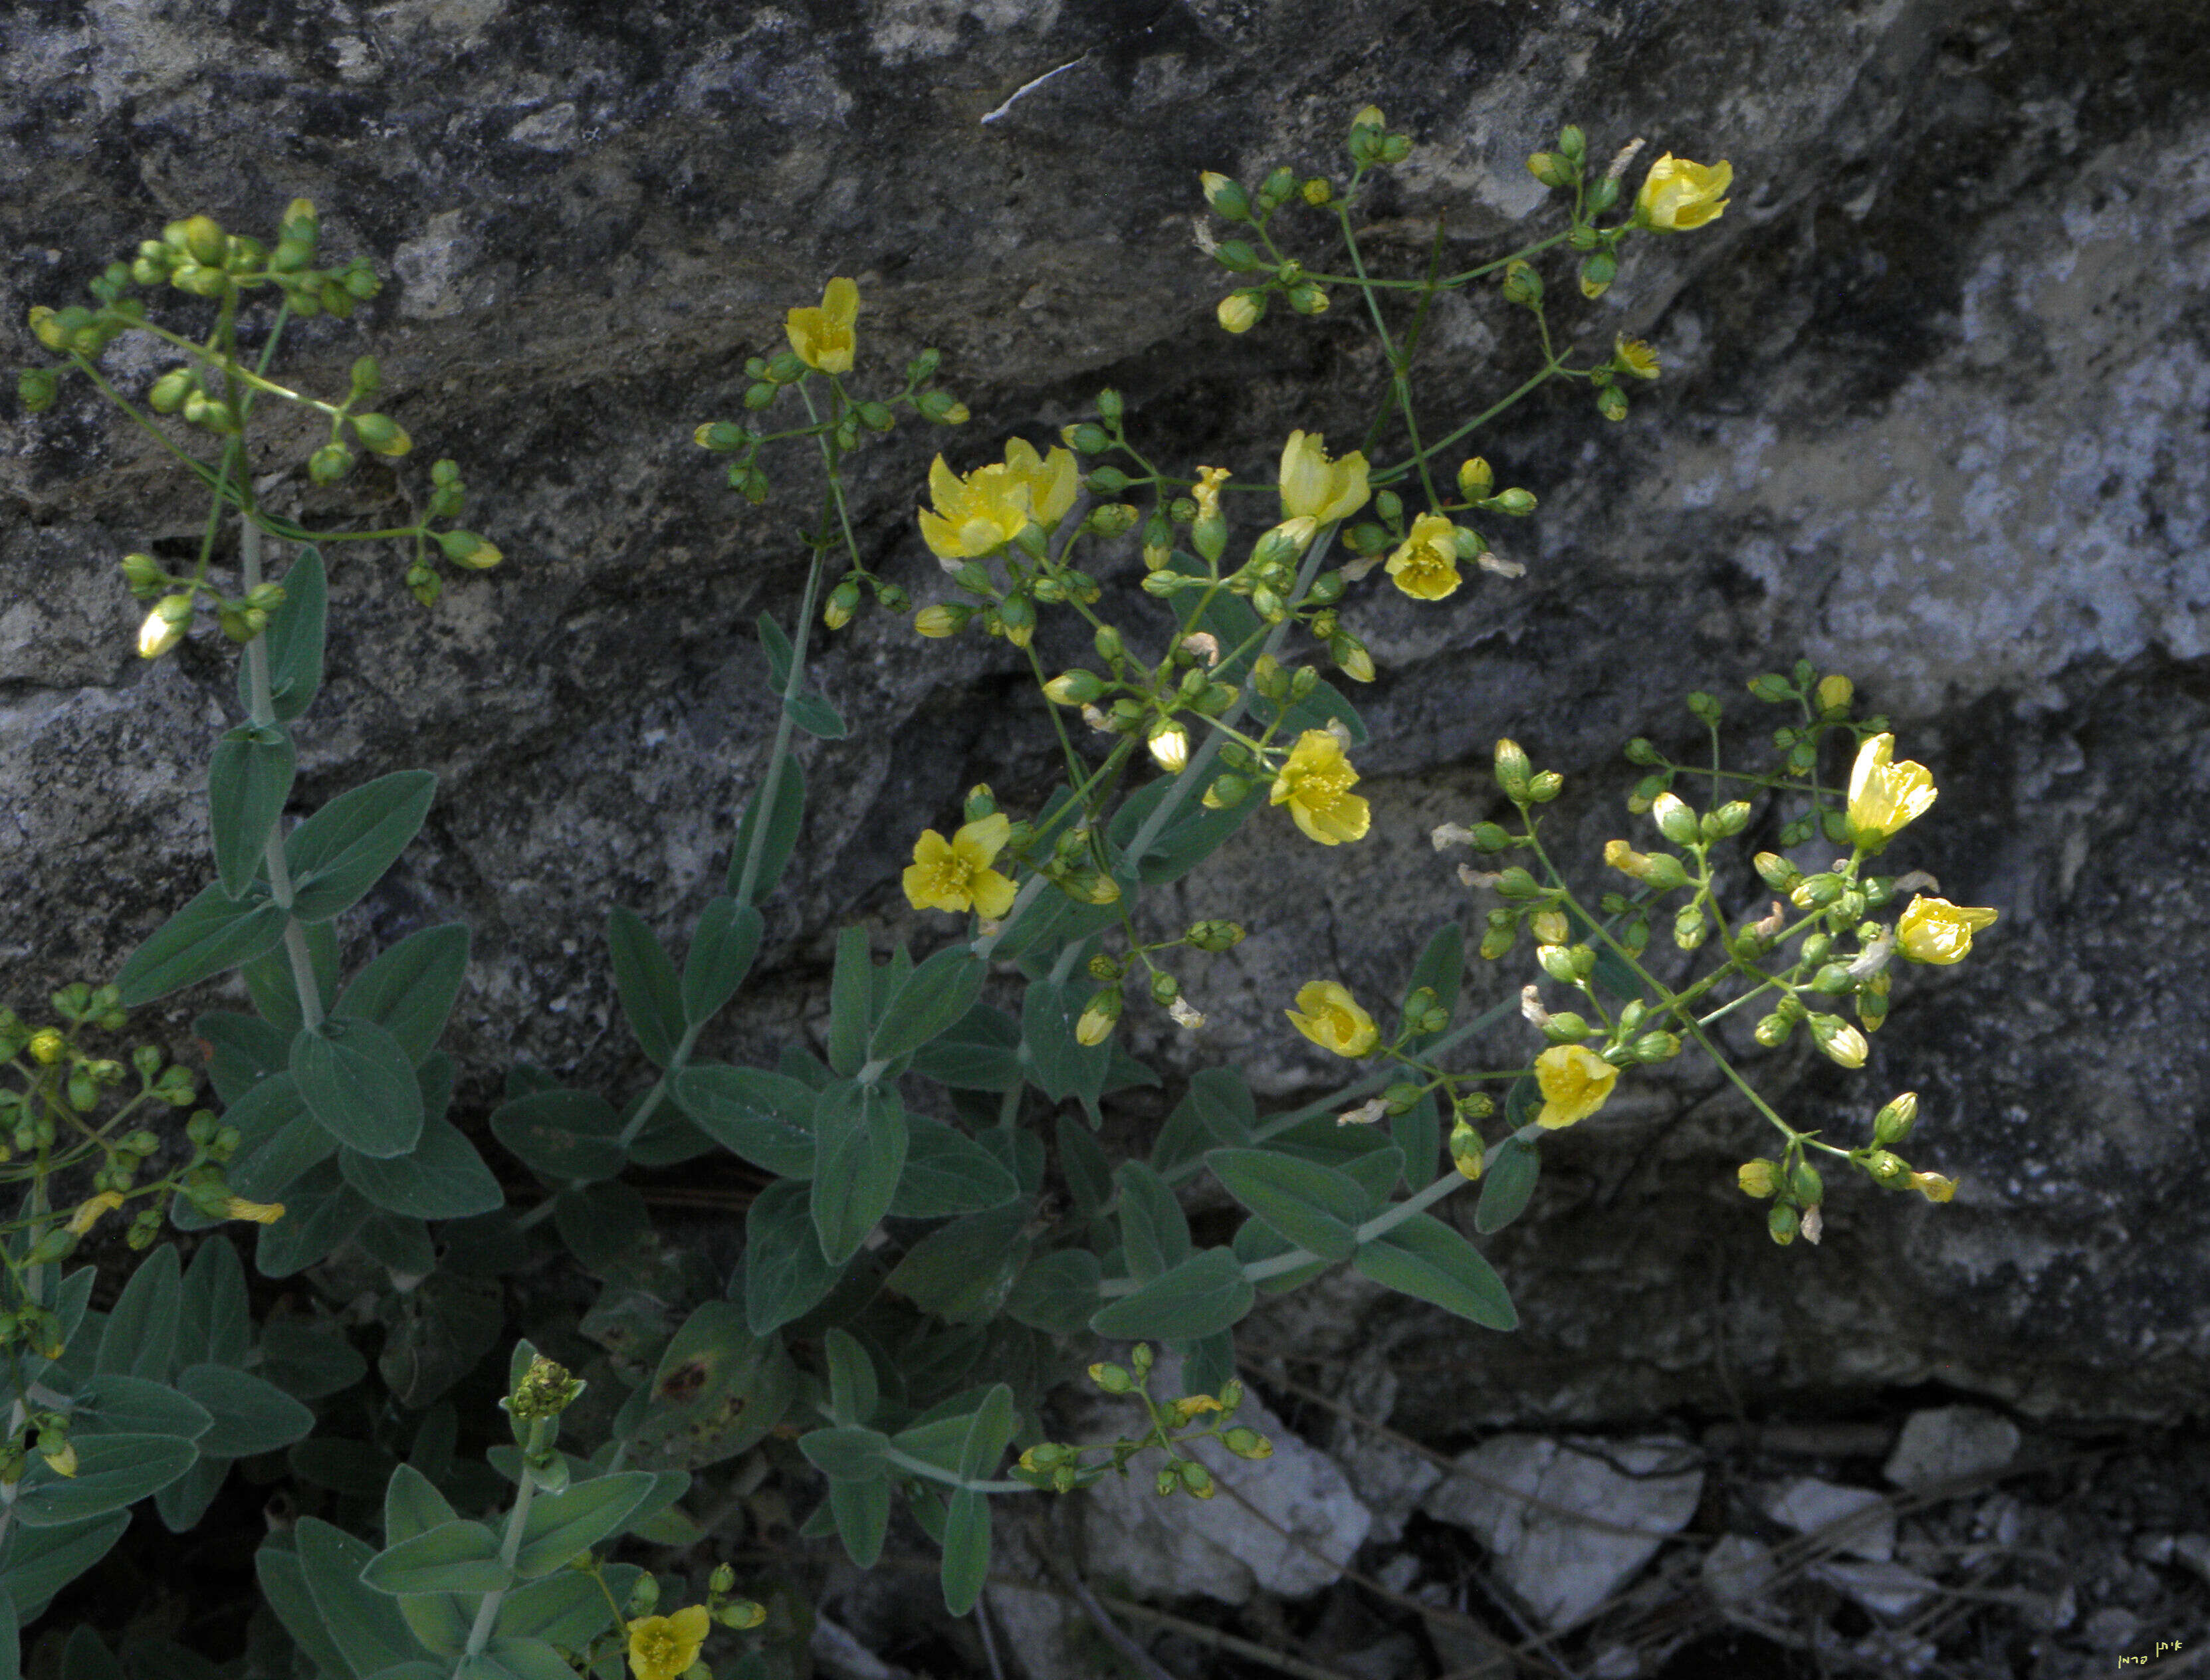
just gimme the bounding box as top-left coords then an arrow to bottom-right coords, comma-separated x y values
7,108 -> 1993,1675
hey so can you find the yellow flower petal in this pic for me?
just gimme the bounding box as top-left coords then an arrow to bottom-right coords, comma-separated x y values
1846,733 -> 1937,851
1277,431 -> 1371,524
1634,155 -> 1732,231
1895,895 -> 1997,964
1268,729 -> 1371,845
917,456 -> 1033,560
903,816 -> 1018,915
1285,981 -> 1378,1057
1533,1043 -> 1618,1129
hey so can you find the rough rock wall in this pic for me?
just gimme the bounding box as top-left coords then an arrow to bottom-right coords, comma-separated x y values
5,0 -> 2207,1421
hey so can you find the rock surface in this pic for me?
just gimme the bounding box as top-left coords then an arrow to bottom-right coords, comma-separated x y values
6,0 -> 2209,1423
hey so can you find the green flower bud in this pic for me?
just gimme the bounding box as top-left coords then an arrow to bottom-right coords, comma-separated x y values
1222,1426 -> 1271,1459
1042,669 -> 1104,706
1863,1149 -> 1910,1186
1212,239 -> 1263,272
1737,1159 -> 1780,1198
1198,172 -> 1251,221
1767,1204 -> 1799,1246
1500,260 -> 1542,306
1597,383 -> 1629,422
1541,1010 -> 1590,1043
823,579 -> 862,629
1632,1031 -> 1680,1063
858,399 -> 895,433
308,443 -> 354,484
1491,487 -> 1538,516
1493,738 -> 1531,799
1527,150 -> 1574,189
1790,1162 -> 1824,1206
1148,971 -> 1180,1005
1579,249 -> 1617,298
17,367 -> 58,412
1185,920 -> 1244,952
1063,421 -> 1111,454
1873,1091 -> 1918,1146
1526,770 -> 1563,802
352,413 -> 411,456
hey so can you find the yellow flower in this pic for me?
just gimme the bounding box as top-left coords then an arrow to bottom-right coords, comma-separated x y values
1285,982 -> 1379,1057
1003,437 -> 1079,526
1269,729 -> 1371,845
1533,1043 -> 1618,1129
1907,1170 -> 1957,1204
917,456 -> 1033,562
1634,154 -> 1732,231
785,276 -> 858,374
26,1029 -> 64,1065
1384,513 -> 1464,601
223,1197 -> 286,1225
1278,431 -> 1371,524
1846,733 -> 1937,851
1896,896 -> 1998,965
627,1604 -> 711,1680
66,1192 -> 125,1236
1614,335 -> 1660,380
903,814 -> 1018,918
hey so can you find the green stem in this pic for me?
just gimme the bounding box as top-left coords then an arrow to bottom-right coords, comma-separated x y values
460,1416 -> 550,1663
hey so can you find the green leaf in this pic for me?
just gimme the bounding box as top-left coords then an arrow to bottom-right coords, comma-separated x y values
69,1374 -> 211,1442
360,1517 -> 512,1594
758,611 -> 848,738
552,1180 -> 655,1279
0,1513 -> 126,1623
727,752 -> 805,904
1476,1136 -> 1540,1233
829,1475 -> 891,1570
334,924 -> 471,1064
811,1079 -> 906,1266
292,1015 -> 424,1159
1185,1067 -> 1256,1145
608,906 -> 685,1068
152,1455 -> 227,1535
259,1315 -> 369,1400
907,1001 -> 1023,1092
824,1328 -> 878,1426
512,1472 -> 656,1577
889,1118 -> 1020,1218
254,1162 -> 372,1279
491,1088 -> 625,1182
869,946 -> 987,1066
494,1564 -> 641,1647
743,1180 -> 845,1334
285,771 -> 437,925
884,1202 -> 1028,1324
116,882 -> 287,1007
60,1626 -> 122,1680
1401,921 -> 1463,1049
177,1231 -> 252,1368
826,924 -> 874,1078
671,1065 -> 815,1178
1206,1148 -> 1373,1263
227,1109 -> 338,1206
956,1383 -> 1016,1484
1054,1112 -> 1113,1219
1004,1249 -> 1102,1334
241,916 -> 338,1037
798,1425 -> 893,1483
482,1635 -> 590,1680
1018,980 -> 1109,1109
383,1461 -> 458,1544
195,1009 -> 292,1104
207,725 -> 296,900
1232,1215 -> 1328,1295
1391,1093 -> 1440,1194
682,897 -> 762,1027
1106,774 -> 1252,885
249,546 -> 327,723
625,1303 -> 794,1472
340,1116 -> 506,1221
257,1544 -> 359,1680
1089,1247 -> 1254,1341
1114,1160 -> 1190,1284
939,1487 -> 990,1617
11,1434 -> 196,1527
173,1363 -> 316,1457
95,1242 -> 180,1380
1354,1211 -> 1516,1329
297,1518 -> 438,1679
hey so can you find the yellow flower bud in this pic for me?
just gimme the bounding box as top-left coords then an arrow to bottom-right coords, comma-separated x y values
1075,989 -> 1121,1046
1906,1170 -> 1957,1204
914,605 -> 964,638
1846,733 -> 1937,851
66,1192 -> 125,1235
1217,290 -> 1262,334
138,594 -> 193,660
223,1198 -> 286,1225
1737,1160 -> 1780,1199
27,1029 -> 64,1065
1815,673 -> 1854,715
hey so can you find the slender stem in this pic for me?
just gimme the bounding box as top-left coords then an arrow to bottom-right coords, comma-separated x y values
461,1416 -> 551,1663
